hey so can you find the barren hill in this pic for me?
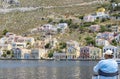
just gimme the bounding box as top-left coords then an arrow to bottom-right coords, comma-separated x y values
0,0 -> 98,35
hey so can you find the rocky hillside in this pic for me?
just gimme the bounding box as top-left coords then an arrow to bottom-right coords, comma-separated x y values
0,0 -> 99,35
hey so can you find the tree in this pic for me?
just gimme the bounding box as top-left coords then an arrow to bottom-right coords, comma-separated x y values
59,42 -> 66,49
65,19 -> 73,26
83,22 -> 96,27
45,43 -> 51,49
57,28 -> 62,33
59,19 -> 65,23
85,37 -> 95,46
2,53 -> 6,58
111,39 -> 117,46
59,19 -> 72,25
48,50 -> 54,58
79,26 -> 86,33
79,15 -> 84,20
6,50 -> 11,55
2,29 -> 8,35
100,26 -> 107,32
48,18 -> 53,23
69,23 -> 79,29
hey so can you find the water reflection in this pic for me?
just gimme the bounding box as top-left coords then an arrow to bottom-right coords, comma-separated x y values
0,60 -> 101,79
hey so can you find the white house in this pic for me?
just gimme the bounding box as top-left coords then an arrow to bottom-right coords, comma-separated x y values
12,36 -> 35,48
94,7 -> 109,19
21,49 -> 31,59
103,45 -> 118,58
96,32 -> 114,41
96,39 -> 110,46
25,37 -> 35,46
110,25 -> 120,33
31,48 -> 46,59
112,3 -> 120,9
0,44 -> 12,50
57,23 -> 68,33
83,15 -> 96,22
111,16 -> 120,21
53,52 -> 66,59
0,37 -> 7,44
95,12 -> 109,19
12,48 -> 31,59
31,28 -> 38,33
42,24 -> 53,31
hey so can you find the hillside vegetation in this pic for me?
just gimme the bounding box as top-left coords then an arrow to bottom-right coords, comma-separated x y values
0,0 -> 98,35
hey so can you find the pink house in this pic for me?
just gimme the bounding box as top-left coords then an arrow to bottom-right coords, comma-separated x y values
89,25 -> 100,32
80,46 -> 90,59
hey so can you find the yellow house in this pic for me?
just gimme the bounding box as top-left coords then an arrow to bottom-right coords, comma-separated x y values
66,40 -> 80,59
89,47 -> 102,59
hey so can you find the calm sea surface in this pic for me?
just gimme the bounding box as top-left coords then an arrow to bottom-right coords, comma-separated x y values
0,60 -> 119,79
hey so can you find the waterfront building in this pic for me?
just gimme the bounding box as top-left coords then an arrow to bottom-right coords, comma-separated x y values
66,40 -> 80,59
80,46 -> 90,59
53,52 -> 66,59
31,48 -> 47,59
103,45 -> 118,58
24,53 -> 31,59
89,47 -> 102,59
80,46 -> 102,59
12,48 -> 21,59
12,48 -> 31,59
